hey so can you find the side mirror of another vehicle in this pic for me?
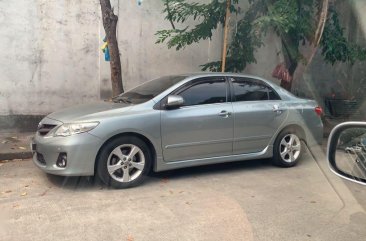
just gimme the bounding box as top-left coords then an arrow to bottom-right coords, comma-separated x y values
165,95 -> 184,109
327,122 -> 366,185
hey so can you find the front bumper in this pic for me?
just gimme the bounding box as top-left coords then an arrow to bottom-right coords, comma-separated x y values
32,132 -> 102,176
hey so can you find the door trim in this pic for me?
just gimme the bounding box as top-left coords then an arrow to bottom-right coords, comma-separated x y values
165,138 -> 233,149
234,135 -> 272,142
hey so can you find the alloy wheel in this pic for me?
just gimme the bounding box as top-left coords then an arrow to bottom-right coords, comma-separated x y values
279,134 -> 301,163
107,144 -> 145,182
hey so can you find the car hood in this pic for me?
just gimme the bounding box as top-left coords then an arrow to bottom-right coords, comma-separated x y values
47,102 -> 132,123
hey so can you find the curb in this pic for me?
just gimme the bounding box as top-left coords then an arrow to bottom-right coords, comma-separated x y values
0,152 -> 33,161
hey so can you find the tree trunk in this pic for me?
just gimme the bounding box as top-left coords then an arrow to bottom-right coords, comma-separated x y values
278,0 -> 329,93
100,0 -> 124,97
291,0 -> 329,92
280,37 -> 298,91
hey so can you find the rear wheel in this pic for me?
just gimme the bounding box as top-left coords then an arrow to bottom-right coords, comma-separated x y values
273,130 -> 302,167
96,136 -> 152,188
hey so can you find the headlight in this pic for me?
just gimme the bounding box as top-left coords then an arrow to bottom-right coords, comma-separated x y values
53,122 -> 99,137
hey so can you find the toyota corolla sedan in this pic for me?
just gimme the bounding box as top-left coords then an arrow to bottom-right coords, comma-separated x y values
32,73 -> 323,188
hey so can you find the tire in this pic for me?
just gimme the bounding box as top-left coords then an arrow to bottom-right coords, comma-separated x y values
96,136 -> 152,189
272,129 -> 302,167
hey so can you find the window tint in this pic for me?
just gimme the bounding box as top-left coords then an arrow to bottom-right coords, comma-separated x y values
178,78 -> 227,106
232,77 -> 280,101
268,88 -> 281,100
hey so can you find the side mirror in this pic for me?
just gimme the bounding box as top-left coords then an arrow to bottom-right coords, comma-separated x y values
165,95 -> 184,109
327,122 -> 366,185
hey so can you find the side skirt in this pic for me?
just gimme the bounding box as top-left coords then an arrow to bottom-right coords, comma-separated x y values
154,145 -> 273,172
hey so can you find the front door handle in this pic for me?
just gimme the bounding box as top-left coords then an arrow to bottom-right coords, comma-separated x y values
218,110 -> 231,118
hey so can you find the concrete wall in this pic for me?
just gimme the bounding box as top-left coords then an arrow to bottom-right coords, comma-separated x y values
114,0 -> 224,91
0,0 -> 101,116
0,0 -> 224,116
0,0 -> 364,119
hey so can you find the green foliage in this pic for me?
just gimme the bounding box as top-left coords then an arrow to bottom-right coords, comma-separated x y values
156,0 -> 366,72
201,2 -> 264,72
155,0 -> 233,50
321,6 -> 366,65
252,0 -> 316,67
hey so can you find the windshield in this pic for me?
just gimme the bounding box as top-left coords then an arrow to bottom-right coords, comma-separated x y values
113,75 -> 186,104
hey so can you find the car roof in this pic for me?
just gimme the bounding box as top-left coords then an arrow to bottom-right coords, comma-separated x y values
151,72 -> 299,103
171,72 -> 279,85
174,72 -> 299,101
181,72 -> 267,79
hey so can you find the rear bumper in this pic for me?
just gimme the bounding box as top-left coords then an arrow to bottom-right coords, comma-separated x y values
306,122 -> 324,147
32,132 -> 102,176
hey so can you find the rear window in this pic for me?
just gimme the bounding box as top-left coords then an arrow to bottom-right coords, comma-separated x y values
231,77 -> 281,101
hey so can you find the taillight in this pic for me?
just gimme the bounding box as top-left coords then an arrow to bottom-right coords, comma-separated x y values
315,106 -> 323,116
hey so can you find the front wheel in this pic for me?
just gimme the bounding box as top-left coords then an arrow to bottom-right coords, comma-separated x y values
272,130 -> 302,167
96,136 -> 152,189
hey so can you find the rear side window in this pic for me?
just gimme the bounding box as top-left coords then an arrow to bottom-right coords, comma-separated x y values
231,77 -> 281,101
178,78 -> 227,106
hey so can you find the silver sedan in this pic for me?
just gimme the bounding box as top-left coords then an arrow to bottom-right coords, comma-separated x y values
32,73 -> 323,188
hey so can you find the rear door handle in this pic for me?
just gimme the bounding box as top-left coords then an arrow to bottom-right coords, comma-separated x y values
273,104 -> 284,114
218,110 -> 231,118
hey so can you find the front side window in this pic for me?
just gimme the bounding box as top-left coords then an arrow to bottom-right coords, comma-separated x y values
178,78 -> 227,106
231,77 -> 281,101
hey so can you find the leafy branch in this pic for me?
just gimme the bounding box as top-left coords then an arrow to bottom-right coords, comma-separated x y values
156,0 -> 366,91
320,6 -> 366,65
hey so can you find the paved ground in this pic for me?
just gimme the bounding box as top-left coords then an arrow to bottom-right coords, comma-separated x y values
1,146 -> 366,241
0,133 -> 33,160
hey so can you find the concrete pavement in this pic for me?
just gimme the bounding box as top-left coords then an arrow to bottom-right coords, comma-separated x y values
0,133 -> 33,160
1,146 -> 366,241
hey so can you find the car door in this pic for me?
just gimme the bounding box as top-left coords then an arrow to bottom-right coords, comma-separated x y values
230,77 -> 287,154
161,77 -> 234,162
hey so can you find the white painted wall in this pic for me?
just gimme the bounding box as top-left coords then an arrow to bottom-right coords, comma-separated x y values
0,0 -> 101,115
100,0 -> 224,97
0,0 -> 224,115
3,0 -> 362,116
0,0 -> 283,116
